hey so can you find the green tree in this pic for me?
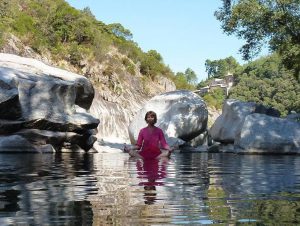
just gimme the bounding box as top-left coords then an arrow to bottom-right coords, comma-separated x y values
147,50 -> 163,62
184,68 -> 197,85
174,72 -> 194,90
215,0 -> 300,79
82,7 -> 95,19
229,54 -> 300,115
203,87 -> 226,110
107,23 -> 133,41
205,56 -> 240,78
0,0 -> 177,84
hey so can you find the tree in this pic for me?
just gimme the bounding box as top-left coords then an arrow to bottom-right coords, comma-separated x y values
82,7 -> 95,19
184,68 -> 197,85
215,0 -> 300,80
107,23 -> 133,41
147,50 -> 163,62
205,59 -> 218,79
229,54 -> 300,115
205,56 -> 240,78
174,72 -> 194,90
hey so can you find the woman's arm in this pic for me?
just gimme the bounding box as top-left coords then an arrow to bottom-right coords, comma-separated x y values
124,129 -> 143,152
158,129 -> 174,151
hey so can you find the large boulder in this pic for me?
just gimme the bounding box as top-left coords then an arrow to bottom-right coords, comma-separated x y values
209,99 -> 280,143
235,114 -> 300,153
128,90 -> 208,146
0,53 -> 99,152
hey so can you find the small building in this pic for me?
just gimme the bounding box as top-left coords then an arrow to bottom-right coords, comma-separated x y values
194,74 -> 234,96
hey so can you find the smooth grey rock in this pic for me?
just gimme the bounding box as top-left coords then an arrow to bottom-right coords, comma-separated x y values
128,90 -> 208,145
21,112 -> 99,133
15,129 -> 96,151
209,99 -> 280,143
0,80 -> 22,119
0,135 -> 55,153
0,54 -> 99,151
286,113 -> 300,123
209,99 -> 256,143
0,53 -> 94,109
187,131 -> 208,147
235,114 -> 300,153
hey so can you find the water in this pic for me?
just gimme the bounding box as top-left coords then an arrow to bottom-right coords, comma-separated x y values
0,152 -> 300,225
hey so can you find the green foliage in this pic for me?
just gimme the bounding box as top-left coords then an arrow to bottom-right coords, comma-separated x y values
13,12 -> 35,35
203,88 -> 226,110
68,42 -> 88,67
139,51 -> 165,80
196,79 -> 210,89
215,0 -> 300,79
107,23 -> 133,41
229,54 -> 300,115
0,0 -> 174,82
141,76 -> 151,94
205,56 -> 240,78
122,57 -> 136,75
147,50 -> 163,62
0,23 -> 6,48
81,7 -> 95,19
184,68 -> 198,85
173,72 -> 195,90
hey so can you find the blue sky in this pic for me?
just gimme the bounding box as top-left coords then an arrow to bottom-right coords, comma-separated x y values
66,0 -> 266,81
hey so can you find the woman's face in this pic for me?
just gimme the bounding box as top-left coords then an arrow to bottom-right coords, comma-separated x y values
146,114 -> 156,125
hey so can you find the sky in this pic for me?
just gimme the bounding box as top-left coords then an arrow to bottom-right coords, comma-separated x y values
65,0 -> 266,81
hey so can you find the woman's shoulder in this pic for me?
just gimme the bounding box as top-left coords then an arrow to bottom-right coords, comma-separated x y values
140,127 -> 148,132
155,126 -> 164,133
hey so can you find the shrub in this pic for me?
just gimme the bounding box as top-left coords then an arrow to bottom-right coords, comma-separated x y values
203,88 -> 226,110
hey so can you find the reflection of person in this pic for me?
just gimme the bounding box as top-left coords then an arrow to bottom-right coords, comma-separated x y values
136,158 -> 168,205
124,111 -> 174,159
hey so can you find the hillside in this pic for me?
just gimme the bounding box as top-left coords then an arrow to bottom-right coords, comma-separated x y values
0,0 -> 182,141
197,55 -> 300,116
0,0 -> 178,95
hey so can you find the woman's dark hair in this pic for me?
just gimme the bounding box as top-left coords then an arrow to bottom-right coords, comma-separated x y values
144,111 -> 157,124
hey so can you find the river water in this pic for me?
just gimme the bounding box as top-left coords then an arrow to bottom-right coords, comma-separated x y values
0,152 -> 299,225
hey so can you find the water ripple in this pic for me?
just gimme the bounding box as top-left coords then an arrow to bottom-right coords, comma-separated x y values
0,152 -> 299,225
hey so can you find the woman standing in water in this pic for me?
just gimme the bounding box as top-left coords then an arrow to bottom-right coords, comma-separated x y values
124,111 -> 174,159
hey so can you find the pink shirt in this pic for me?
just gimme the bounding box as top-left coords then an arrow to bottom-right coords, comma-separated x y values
136,126 -> 169,159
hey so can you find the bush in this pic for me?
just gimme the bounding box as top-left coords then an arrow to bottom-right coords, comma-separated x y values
203,88 -> 226,110
13,13 -> 35,35
122,57 -> 135,75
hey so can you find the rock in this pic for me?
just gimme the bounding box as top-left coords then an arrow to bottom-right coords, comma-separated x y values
128,90 -> 208,146
15,129 -> 96,151
0,54 -> 99,152
235,113 -> 300,153
0,80 -> 22,120
157,76 -> 176,92
187,131 -> 208,147
0,53 -> 94,110
0,135 -> 55,153
209,99 -> 280,143
286,113 -> 300,123
0,120 -> 24,134
22,112 -> 100,133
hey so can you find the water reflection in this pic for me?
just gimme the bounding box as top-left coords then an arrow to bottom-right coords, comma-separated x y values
135,158 -> 168,205
0,152 -> 299,225
0,153 -> 95,225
